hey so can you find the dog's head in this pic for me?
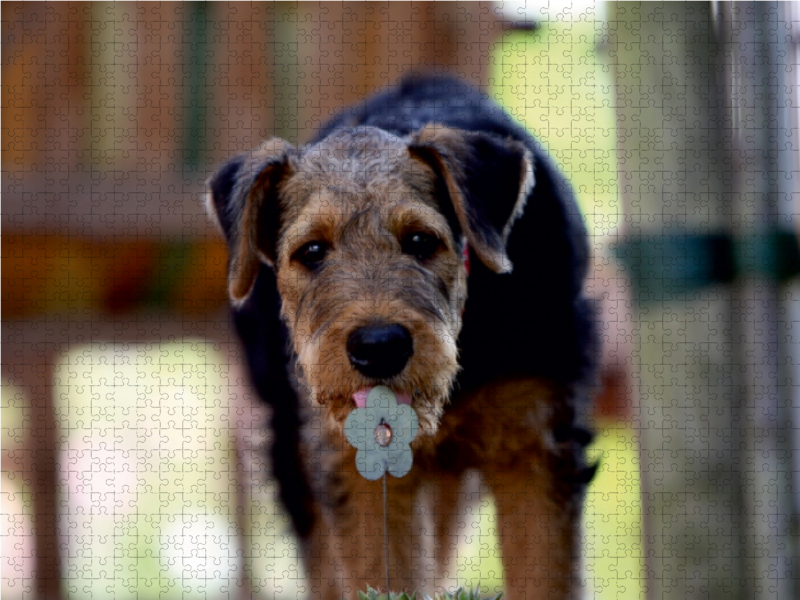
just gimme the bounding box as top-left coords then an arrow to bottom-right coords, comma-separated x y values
207,125 -> 533,433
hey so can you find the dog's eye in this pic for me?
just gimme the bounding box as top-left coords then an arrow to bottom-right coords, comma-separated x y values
401,231 -> 441,261
292,241 -> 330,270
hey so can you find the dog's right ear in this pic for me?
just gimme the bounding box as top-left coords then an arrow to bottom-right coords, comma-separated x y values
408,125 -> 533,274
206,138 -> 294,305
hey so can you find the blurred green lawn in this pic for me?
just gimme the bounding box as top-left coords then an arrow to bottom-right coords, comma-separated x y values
491,23 -> 621,239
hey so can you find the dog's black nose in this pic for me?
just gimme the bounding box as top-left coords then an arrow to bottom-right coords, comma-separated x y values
346,324 -> 413,379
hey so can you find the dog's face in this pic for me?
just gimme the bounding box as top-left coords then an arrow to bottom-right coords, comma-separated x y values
207,125 -> 533,434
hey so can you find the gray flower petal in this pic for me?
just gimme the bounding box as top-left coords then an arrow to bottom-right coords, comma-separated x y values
344,386 -> 420,480
387,446 -> 414,478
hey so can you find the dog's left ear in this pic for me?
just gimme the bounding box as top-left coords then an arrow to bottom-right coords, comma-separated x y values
409,125 -> 534,273
206,138 -> 295,305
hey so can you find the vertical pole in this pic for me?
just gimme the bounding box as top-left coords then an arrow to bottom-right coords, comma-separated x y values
383,472 -> 390,592
22,351 -> 61,599
184,2 -> 208,169
719,3 -> 797,598
608,3 -> 744,598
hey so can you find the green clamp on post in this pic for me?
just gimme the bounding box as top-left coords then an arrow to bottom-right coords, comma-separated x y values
613,228 -> 800,302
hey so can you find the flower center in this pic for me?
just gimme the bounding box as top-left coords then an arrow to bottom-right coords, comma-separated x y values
374,422 -> 393,447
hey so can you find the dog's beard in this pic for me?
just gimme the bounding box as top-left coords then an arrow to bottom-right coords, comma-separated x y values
293,321 -> 459,436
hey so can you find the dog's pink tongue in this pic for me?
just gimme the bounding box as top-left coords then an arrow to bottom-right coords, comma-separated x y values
353,387 -> 412,408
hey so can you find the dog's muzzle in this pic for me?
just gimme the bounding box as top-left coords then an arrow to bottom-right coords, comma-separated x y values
346,323 -> 413,379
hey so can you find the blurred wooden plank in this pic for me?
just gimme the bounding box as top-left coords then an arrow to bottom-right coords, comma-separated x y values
88,3 -> 189,170
271,1 -> 499,143
2,235 -> 228,318
1,170 -> 215,238
2,2 -> 91,172
204,2 -> 278,165
130,3 -> 188,171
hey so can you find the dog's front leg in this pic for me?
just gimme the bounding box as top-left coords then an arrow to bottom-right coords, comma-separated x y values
471,379 -> 583,600
406,471 -> 463,596
304,434 -> 423,600
485,468 -> 579,600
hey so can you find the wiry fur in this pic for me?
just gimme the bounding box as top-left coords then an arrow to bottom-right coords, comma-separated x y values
272,129 -> 465,434
207,75 -> 597,600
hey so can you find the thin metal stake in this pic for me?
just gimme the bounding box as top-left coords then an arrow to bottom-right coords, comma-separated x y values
383,471 -> 390,592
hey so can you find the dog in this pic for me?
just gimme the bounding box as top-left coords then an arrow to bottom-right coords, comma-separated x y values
207,75 -> 597,600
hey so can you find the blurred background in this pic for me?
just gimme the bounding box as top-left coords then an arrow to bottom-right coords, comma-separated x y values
2,2 -> 799,599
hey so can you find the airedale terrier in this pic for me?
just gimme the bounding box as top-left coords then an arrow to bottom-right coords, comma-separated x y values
207,75 -> 596,600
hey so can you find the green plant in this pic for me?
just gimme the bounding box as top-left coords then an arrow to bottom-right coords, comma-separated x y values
357,584 -> 503,600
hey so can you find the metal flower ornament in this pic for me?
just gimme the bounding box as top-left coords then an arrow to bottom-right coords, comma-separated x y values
345,386 -> 419,480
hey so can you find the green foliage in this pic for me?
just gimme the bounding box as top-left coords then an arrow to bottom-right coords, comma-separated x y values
357,584 -> 502,600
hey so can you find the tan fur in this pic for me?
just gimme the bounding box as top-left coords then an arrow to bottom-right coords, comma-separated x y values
272,129 -> 466,434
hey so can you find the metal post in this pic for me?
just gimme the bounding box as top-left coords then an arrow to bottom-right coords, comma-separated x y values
610,2 -> 800,598
719,3 -> 797,598
609,3 -> 743,598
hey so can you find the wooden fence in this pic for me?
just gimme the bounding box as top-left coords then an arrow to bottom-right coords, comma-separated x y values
2,3 -> 503,599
